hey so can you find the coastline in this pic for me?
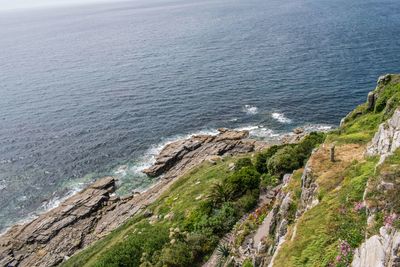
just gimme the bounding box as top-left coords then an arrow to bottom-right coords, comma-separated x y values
0,128 -> 266,266
0,126 -> 331,266
0,122 -> 333,235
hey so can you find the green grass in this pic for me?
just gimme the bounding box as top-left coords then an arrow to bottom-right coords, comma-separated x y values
62,156 -> 250,267
63,75 -> 400,267
329,75 -> 400,145
274,77 -> 400,266
365,148 -> 400,234
326,112 -> 382,145
274,159 -> 377,267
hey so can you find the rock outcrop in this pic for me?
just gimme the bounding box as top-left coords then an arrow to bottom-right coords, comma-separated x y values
366,108 -> 400,163
0,129 -> 256,267
143,128 -> 255,177
352,227 -> 400,267
299,163 -> 319,212
352,107 -> 400,267
0,177 -> 116,267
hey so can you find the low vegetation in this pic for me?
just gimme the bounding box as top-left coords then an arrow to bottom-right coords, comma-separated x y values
63,131 -> 324,267
64,76 -> 400,267
274,75 -> 400,266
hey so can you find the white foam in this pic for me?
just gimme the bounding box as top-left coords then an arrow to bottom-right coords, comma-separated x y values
303,124 -> 334,132
114,128 -> 220,180
235,125 -> 260,131
0,185 -> 83,237
243,105 -> 259,115
235,125 -> 281,140
39,184 -> 84,212
0,180 -> 6,191
271,112 -> 292,124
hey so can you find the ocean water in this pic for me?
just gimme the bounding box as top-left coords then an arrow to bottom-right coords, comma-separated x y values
0,0 -> 399,233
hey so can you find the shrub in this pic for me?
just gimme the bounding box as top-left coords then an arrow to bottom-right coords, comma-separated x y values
235,157 -> 253,171
254,145 -> 282,174
94,222 -> 169,267
267,132 -> 325,177
158,241 -> 194,267
260,173 -> 279,187
236,189 -> 259,212
194,202 -> 238,236
267,146 -> 301,177
227,167 -> 261,197
208,182 -> 234,207
186,232 -> 218,260
243,259 -> 254,267
294,132 -> 325,164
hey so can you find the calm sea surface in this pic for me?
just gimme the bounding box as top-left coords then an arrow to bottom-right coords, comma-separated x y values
0,0 -> 399,232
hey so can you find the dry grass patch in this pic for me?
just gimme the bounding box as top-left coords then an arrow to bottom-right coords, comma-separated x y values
307,143 -> 365,194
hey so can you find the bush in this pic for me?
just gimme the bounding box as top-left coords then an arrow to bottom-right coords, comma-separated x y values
186,233 -> 218,260
236,189 -> 259,212
194,202 -> 239,236
260,173 -> 279,187
235,157 -> 253,171
158,241 -> 194,267
294,132 -> 325,164
208,202 -> 239,234
255,145 -> 282,174
227,167 -> 261,197
94,222 -> 169,267
208,182 -> 234,207
243,259 -> 254,267
267,132 -> 325,177
267,146 -> 301,177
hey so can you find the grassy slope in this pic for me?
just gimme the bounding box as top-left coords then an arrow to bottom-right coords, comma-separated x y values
63,75 -> 400,267
274,75 -> 400,267
62,157 -> 241,267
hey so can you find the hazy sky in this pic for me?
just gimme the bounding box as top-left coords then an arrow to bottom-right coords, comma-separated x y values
0,0 -> 113,11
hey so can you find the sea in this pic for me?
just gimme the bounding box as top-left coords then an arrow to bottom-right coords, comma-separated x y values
0,0 -> 399,233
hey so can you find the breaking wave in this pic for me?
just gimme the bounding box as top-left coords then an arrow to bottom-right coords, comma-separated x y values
243,105 -> 259,115
271,112 -> 292,124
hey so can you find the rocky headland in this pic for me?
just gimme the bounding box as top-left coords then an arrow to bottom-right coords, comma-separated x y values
3,75 -> 400,267
0,129 -> 267,267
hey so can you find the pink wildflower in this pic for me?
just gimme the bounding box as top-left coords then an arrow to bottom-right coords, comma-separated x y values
354,201 -> 365,212
384,213 -> 397,228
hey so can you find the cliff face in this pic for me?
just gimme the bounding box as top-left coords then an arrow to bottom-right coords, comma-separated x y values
2,75 -> 400,267
270,75 -> 400,267
0,129 -> 257,267
366,108 -> 400,163
352,104 -> 400,267
212,74 -> 400,267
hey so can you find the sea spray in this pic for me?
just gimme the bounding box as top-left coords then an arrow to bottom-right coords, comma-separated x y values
243,105 -> 259,115
271,112 -> 292,124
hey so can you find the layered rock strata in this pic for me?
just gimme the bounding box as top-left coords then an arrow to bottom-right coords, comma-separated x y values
0,129 -> 256,267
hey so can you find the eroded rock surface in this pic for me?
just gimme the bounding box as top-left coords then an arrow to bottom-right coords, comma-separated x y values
143,128 -> 255,177
366,108 -> 400,163
0,129 -> 256,267
352,227 -> 400,267
0,177 -> 116,267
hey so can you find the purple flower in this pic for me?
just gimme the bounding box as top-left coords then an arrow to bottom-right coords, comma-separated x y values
384,213 -> 397,228
354,202 -> 365,212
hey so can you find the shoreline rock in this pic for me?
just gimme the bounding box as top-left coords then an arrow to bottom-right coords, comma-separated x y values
0,129 -> 259,267
143,128 -> 255,177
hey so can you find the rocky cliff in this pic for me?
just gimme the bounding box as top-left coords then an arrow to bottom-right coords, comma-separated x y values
0,129 -> 258,267
207,74 -> 400,267
366,108 -> 400,163
2,74 -> 400,267
352,105 -> 400,267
